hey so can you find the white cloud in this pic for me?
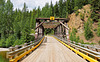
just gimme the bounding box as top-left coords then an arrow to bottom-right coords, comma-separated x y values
10,0 -> 59,11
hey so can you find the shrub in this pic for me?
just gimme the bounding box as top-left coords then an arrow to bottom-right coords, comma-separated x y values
84,10 -> 86,13
88,17 -> 93,29
84,21 -> 93,40
87,11 -> 89,14
90,42 -> 96,45
74,6 -> 78,11
75,11 -> 79,16
94,29 -> 97,31
5,35 -> 15,47
0,39 -> 6,47
86,14 -> 88,17
80,40 -> 84,44
80,13 -> 84,21
70,28 -> 80,43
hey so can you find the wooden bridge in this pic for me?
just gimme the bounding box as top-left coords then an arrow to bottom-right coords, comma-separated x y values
7,17 -> 100,62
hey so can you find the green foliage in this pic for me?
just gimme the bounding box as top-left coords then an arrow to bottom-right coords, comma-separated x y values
44,29 -> 54,35
50,1 -> 54,16
90,0 -> 100,21
88,17 -> 93,29
94,28 -> 97,31
59,0 -> 63,17
54,2 -> 59,17
97,19 -> 100,37
0,1 -> 35,47
75,11 -> 79,16
80,13 -> 84,21
70,28 -> 80,43
84,9 -> 86,13
84,21 -> 93,40
74,6 -> 78,11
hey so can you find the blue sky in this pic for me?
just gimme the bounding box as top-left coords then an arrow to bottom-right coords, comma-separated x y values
10,0 -> 59,11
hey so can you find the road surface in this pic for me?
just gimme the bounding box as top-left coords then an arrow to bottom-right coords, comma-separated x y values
22,36 -> 86,62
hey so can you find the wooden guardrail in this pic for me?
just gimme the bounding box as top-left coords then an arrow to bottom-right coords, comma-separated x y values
53,36 -> 100,62
7,36 -> 45,62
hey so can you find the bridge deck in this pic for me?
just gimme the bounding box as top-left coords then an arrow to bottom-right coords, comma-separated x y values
22,36 -> 86,62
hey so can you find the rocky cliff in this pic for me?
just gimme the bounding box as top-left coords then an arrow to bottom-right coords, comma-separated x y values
68,4 -> 100,44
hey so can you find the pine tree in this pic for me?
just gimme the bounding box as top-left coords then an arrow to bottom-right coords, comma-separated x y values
54,2 -> 59,17
50,1 -> 54,16
0,0 -> 5,39
84,21 -> 93,40
66,0 -> 70,14
36,6 -> 41,18
59,0 -> 63,18
91,0 -> 100,21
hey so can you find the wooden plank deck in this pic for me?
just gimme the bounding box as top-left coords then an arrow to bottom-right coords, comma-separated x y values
21,36 -> 86,62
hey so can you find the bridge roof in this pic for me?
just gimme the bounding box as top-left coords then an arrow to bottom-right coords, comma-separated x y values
35,18 -> 69,29
43,22 -> 60,29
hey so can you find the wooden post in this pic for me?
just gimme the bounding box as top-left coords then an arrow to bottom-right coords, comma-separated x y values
57,26 -> 59,37
54,27 -> 56,35
24,43 -> 27,52
59,25 -> 61,37
9,47 -> 14,60
15,45 -> 19,58
24,43 -> 28,57
65,22 -> 69,42
30,41 -> 33,49
35,22 -> 39,40
42,27 -> 44,36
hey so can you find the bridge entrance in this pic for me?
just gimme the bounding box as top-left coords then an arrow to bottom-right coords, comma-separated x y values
8,17 -> 99,62
35,17 -> 69,41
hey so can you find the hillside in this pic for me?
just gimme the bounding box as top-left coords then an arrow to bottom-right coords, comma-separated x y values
68,4 -> 100,44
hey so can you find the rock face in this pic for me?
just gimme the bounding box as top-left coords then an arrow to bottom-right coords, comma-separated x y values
67,4 -> 100,44
68,4 -> 91,33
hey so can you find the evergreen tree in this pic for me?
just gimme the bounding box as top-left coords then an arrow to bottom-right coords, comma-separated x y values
54,2 -> 59,17
62,1 -> 66,17
59,0 -> 63,18
91,0 -> 100,21
50,1 -> 54,16
84,21 -> 93,40
36,6 -> 41,18
66,0 -> 70,14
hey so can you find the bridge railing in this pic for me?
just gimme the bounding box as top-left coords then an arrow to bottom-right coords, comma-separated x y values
53,35 -> 100,61
7,36 -> 45,62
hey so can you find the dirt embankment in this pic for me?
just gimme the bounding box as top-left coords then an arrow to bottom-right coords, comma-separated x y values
68,4 -> 100,44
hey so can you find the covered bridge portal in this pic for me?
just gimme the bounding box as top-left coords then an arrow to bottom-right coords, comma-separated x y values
35,17 -> 70,41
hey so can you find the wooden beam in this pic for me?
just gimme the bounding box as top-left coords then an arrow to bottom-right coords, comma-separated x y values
36,18 -> 69,21
35,20 -> 45,29
59,21 -> 69,30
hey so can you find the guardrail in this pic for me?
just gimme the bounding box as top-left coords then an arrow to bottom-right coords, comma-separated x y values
53,36 -> 100,62
7,36 -> 45,62
71,41 -> 100,52
55,36 -> 100,52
